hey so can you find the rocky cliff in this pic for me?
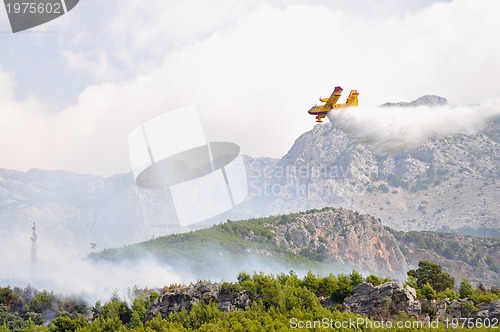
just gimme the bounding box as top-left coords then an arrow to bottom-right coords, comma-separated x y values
270,208 -> 408,275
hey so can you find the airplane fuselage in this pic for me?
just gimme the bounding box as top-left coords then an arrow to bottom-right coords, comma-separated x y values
307,105 -> 330,122
308,102 -> 354,114
307,104 -> 351,122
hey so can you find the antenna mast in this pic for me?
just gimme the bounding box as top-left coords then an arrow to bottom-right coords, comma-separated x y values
30,223 -> 37,281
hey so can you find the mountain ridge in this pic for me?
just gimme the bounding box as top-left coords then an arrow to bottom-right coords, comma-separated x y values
0,95 -> 498,253
381,95 -> 448,107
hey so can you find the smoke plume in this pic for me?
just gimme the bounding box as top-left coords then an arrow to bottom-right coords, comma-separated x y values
328,99 -> 500,153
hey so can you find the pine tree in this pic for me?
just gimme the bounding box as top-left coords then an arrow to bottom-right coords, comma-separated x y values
407,260 -> 455,292
459,278 -> 474,299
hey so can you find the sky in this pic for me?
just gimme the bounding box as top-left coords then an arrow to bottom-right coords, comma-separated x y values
1,0 -> 499,176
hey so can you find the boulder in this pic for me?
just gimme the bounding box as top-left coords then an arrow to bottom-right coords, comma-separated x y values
146,282 -> 252,320
343,282 -> 421,319
476,300 -> 500,320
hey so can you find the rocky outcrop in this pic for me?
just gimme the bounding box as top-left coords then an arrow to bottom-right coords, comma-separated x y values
477,300 -> 500,320
145,282 -> 252,320
344,283 -> 500,322
343,282 -> 421,319
426,298 -> 500,321
145,280 -> 500,324
271,208 -> 409,278
427,298 -> 477,320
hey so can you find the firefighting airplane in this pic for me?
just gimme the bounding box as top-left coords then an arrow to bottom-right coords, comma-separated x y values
308,86 -> 359,122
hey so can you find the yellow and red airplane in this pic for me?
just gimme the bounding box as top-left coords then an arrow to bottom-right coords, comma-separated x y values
308,86 -> 359,122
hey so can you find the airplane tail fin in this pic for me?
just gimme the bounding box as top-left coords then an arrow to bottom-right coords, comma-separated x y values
345,90 -> 359,106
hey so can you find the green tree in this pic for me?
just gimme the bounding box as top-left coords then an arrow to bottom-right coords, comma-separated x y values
61,297 -> 88,316
97,297 -> 132,325
317,274 -> 338,297
251,273 -> 280,309
91,300 -> 102,319
129,310 -> 143,329
301,271 -> 319,294
131,297 -> 148,322
349,270 -> 363,288
331,274 -> 352,302
365,274 -> 383,286
31,291 -> 57,314
437,288 -> 459,301
277,271 -> 300,288
90,316 -> 126,332
405,275 -> 418,289
24,311 -> 44,325
407,260 -> 455,292
284,272 -> 301,289
421,282 -> 437,300
237,272 -> 251,284
145,313 -> 171,331
0,304 -> 26,330
21,318 -> 50,332
0,287 -> 22,310
49,315 -> 86,332
149,291 -> 160,303
459,278 -> 474,299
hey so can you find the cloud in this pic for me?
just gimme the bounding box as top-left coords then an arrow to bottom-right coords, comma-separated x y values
62,50 -> 118,81
0,10 -> 7,26
329,100 -> 500,153
1,0 -> 499,175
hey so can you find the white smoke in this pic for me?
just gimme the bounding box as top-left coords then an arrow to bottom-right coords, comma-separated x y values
0,233 -> 351,305
328,99 -> 500,153
0,235 -> 182,304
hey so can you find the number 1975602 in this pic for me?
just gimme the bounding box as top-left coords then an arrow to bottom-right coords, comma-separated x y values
446,317 -> 499,329
6,2 -> 62,14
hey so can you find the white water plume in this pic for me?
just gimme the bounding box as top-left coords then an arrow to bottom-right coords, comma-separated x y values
329,99 -> 500,153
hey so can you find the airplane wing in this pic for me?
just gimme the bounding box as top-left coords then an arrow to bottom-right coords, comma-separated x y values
324,86 -> 343,108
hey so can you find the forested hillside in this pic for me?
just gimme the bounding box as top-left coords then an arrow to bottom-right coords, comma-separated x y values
95,208 -> 500,287
1,262 -> 499,331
